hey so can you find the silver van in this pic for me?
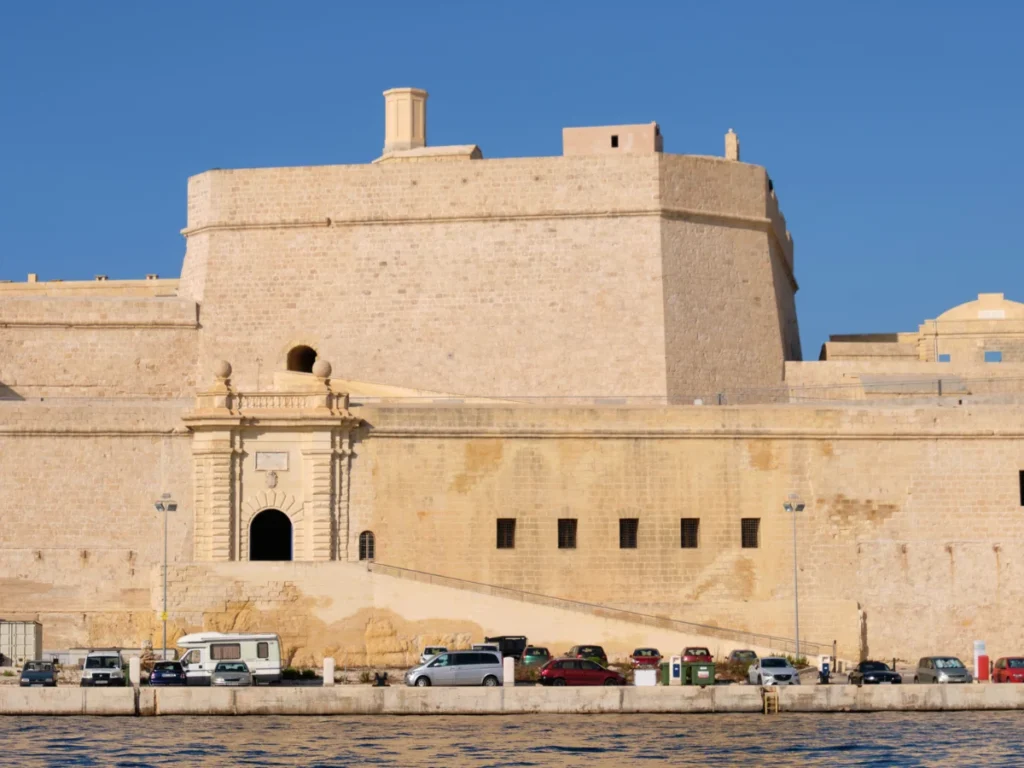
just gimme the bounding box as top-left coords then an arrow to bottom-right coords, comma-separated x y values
405,651 -> 504,687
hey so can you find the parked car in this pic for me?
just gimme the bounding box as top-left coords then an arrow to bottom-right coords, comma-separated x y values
992,657 -> 1024,683
211,661 -> 252,687
485,636 -> 528,661
405,651 -> 504,687
849,661 -> 902,685
629,648 -> 662,669
419,646 -> 448,665
567,645 -> 608,665
149,660 -> 188,686
539,658 -> 626,686
727,650 -> 758,666
522,647 -> 552,667
177,632 -> 282,686
914,656 -> 972,684
683,647 -> 712,663
81,649 -> 126,687
747,657 -> 801,686
20,661 -> 57,687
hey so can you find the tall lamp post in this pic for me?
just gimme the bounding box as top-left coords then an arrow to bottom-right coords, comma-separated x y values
154,493 -> 178,660
783,496 -> 806,661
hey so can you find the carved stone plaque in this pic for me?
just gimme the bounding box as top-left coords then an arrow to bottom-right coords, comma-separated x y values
255,452 -> 289,471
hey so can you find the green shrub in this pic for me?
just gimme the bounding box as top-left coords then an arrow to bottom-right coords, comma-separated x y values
281,667 -> 300,680
359,670 -> 373,684
1,670 -> 13,677
515,665 -> 541,683
300,669 -> 318,680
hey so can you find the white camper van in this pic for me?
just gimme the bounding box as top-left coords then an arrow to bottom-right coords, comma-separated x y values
177,632 -> 282,686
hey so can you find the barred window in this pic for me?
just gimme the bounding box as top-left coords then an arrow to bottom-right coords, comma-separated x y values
359,531 -> 375,561
619,518 -> 639,549
680,518 -> 700,549
497,519 -> 516,549
211,643 -> 241,660
558,519 -> 578,549
741,518 -> 760,549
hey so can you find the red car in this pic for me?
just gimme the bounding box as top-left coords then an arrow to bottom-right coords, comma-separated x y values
683,647 -> 712,663
540,658 -> 626,686
630,648 -> 662,669
992,657 -> 1024,683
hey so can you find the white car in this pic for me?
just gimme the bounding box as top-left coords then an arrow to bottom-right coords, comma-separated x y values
747,657 -> 801,686
81,649 -> 126,687
419,646 -> 448,665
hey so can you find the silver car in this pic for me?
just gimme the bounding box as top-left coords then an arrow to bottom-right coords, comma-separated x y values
748,656 -> 801,686
405,651 -> 504,687
211,661 -> 252,687
914,656 -> 972,684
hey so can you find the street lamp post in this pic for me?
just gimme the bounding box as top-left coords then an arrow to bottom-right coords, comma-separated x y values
154,493 -> 178,660
783,497 -> 806,661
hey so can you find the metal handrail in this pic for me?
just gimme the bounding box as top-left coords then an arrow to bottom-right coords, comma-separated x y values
366,561 -> 830,657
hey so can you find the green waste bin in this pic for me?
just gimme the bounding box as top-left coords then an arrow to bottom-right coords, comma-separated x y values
659,661 -> 670,686
686,662 -> 715,687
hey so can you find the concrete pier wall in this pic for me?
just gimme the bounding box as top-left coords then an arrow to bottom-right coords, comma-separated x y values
4,685 -> 1024,716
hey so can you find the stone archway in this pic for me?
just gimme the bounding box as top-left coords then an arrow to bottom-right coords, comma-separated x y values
249,509 -> 293,561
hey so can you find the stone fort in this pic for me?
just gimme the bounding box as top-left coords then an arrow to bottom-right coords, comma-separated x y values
2,87 -> 1022,667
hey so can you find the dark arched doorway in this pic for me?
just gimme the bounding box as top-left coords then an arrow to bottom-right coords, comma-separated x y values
250,509 -> 293,561
287,345 -> 317,373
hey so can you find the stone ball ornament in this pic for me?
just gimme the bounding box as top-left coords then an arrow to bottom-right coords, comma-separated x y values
312,359 -> 332,379
213,360 -> 232,380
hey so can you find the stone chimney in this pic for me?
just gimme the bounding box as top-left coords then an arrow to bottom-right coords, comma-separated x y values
383,88 -> 428,154
725,129 -> 740,161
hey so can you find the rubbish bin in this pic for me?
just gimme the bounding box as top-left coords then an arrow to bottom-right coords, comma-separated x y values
659,662 -> 670,686
686,662 -> 715,687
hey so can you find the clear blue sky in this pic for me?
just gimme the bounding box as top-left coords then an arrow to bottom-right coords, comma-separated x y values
2,0 -> 1021,355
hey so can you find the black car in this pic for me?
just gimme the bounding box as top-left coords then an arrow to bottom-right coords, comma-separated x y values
20,660 -> 58,687
484,636 -> 528,661
149,660 -> 188,686
567,645 -> 609,665
849,661 -> 902,685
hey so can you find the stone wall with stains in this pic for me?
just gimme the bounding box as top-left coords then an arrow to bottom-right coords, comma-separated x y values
350,403 -> 1024,663
3,398 -> 1023,664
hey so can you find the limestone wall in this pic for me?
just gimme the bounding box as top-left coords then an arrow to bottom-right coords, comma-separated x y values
0,297 -> 198,397
0,399 -> 193,649
348,403 -> 1024,663
179,153 -> 795,396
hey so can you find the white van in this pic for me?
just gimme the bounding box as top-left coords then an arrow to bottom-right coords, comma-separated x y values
177,632 -> 282,686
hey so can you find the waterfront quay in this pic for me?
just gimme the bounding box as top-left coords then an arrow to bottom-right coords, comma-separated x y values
5,684 -> 1024,717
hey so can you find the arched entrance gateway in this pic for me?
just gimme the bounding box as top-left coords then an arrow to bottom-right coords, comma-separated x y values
249,509 -> 293,561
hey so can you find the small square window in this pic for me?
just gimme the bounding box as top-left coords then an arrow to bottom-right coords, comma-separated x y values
558,519 -> 578,549
496,518 -> 516,549
741,518 -> 760,549
938,354 -> 951,363
680,518 -> 700,548
985,350 -> 1003,363
619,518 -> 638,549
610,135 -> 619,148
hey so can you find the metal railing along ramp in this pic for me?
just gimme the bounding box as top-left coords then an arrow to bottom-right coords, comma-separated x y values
365,561 -> 830,658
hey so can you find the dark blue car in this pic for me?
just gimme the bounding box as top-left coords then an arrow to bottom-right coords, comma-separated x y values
149,661 -> 187,686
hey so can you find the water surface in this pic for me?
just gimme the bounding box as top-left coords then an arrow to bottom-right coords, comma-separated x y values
1,712 -> 1020,766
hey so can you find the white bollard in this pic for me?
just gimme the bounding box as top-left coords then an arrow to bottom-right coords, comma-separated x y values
503,657 -> 515,687
323,657 -> 335,687
129,656 -> 141,687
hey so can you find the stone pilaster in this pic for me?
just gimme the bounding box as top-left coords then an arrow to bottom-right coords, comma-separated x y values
302,432 -> 334,561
